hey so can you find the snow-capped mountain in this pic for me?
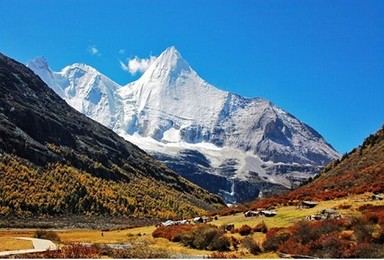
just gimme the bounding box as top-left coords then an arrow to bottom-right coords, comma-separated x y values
26,58 -> 123,129
26,47 -> 340,203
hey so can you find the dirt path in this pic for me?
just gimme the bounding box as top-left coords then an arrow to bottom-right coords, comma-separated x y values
0,237 -> 57,257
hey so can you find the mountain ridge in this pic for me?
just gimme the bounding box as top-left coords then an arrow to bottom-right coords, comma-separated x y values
0,52 -> 225,219
26,47 -> 340,203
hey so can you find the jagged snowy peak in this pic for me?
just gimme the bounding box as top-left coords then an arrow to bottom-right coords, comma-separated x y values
56,63 -> 124,129
118,46 -> 228,141
27,59 -> 123,129
117,47 -> 338,165
27,47 -> 340,203
26,57 -> 65,97
140,46 -> 193,83
214,96 -> 340,164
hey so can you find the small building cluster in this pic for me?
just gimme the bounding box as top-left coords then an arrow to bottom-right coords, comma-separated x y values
156,215 -> 218,227
244,209 -> 277,218
158,219 -> 190,227
305,209 -> 342,221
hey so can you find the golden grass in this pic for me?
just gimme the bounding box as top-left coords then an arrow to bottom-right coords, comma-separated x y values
240,252 -> 280,258
57,225 -> 156,244
0,230 -> 34,239
210,195 -> 380,231
0,237 -> 34,252
150,237 -> 210,257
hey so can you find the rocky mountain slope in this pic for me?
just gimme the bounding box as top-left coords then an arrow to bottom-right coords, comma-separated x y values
0,52 -> 225,219
250,125 -> 384,208
289,124 -> 384,201
27,47 -> 340,203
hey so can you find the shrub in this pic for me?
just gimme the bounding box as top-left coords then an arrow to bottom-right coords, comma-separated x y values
208,252 -> 238,258
231,236 -> 240,251
364,212 -> 379,224
253,221 -> 268,233
374,227 -> 384,244
278,239 -> 310,256
154,224 -> 230,252
340,231 -> 353,241
353,220 -> 376,242
358,204 -> 384,212
337,203 -> 352,210
108,238 -> 171,258
241,236 -> 262,255
210,235 -> 231,251
263,228 -> 291,252
292,220 -> 343,244
152,224 -> 194,242
193,226 -> 218,249
263,219 -> 351,256
290,221 -> 317,244
262,206 -> 384,258
191,225 -> 229,251
180,232 -> 195,247
354,242 -> 384,258
308,231 -> 353,258
238,224 -> 252,236
361,207 -> 384,225
34,230 -> 61,243
43,243 -> 101,258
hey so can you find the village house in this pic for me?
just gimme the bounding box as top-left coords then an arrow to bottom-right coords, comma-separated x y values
244,210 -> 260,217
297,200 -> 319,209
224,223 -> 235,231
372,194 -> 384,200
159,219 -> 190,227
260,210 -> 277,217
193,216 -> 210,223
305,208 -> 342,221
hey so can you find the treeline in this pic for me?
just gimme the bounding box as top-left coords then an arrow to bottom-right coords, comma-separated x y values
0,155 -> 207,219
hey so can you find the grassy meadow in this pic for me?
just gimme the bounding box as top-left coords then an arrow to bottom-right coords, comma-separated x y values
0,192 -> 381,258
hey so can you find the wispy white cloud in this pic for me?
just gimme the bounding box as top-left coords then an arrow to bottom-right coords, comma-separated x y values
119,60 -> 129,71
120,55 -> 157,75
88,46 -> 101,56
118,49 -> 125,55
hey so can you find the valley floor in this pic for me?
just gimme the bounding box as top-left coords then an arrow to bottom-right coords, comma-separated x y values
0,193 -> 382,258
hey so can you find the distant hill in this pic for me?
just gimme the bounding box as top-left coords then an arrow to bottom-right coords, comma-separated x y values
0,52 -> 225,220
250,125 -> 384,208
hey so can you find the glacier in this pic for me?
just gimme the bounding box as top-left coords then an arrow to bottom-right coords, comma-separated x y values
26,46 -> 340,203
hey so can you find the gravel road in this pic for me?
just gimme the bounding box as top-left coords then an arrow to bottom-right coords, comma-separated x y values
0,237 -> 57,257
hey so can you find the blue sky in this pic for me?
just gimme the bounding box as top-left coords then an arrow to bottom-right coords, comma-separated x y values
1,0 -> 383,154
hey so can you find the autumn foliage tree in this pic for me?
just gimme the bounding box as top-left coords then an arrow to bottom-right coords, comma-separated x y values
0,155 -> 210,219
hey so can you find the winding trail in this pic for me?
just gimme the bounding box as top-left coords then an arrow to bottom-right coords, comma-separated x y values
0,237 -> 57,257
